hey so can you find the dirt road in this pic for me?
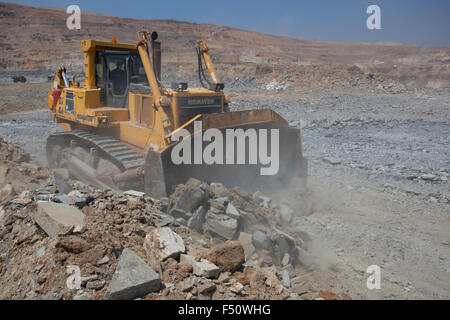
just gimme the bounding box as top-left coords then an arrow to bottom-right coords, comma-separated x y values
0,83 -> 48,115
0,87 -> 448,299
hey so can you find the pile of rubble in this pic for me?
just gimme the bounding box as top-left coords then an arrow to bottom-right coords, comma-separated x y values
0,139 -> 350,300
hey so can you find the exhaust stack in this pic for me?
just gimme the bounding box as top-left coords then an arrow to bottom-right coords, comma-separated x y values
151,40 -> 161,82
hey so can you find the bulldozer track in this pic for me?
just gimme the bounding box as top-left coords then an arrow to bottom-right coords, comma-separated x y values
47,130 -> 145,171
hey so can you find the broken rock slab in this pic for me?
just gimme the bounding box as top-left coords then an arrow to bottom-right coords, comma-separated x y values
105,248 -> 161,300
144,227 -> 185,261
294,247 -> 315,271
156,215 -> 175,228
52,194 -> 75,205
225,203 -> 240,219
178,277 -> 195,292
180,254 -> 219,279
279,204 -> 293,224
124,190 -> 145,197
252,230 -> 271,250
238,232 -> 255,261
53,173 -> 72,194
205,211 -> 238,240
282,270 -> 291,288
198,281 -> 216,295
230,282 -> 245,294
34,201 -> 85,239
187,206 -> 206,233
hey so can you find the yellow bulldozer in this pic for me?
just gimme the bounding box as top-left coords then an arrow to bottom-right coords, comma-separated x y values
46,30 -> 307,198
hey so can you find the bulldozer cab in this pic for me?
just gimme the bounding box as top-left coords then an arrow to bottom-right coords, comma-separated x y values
94,50 -> 148,108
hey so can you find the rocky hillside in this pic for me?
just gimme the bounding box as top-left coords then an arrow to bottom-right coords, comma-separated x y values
0,2 -> 449,91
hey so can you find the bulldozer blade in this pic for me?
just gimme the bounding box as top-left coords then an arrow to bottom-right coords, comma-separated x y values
144,121 -> 307,198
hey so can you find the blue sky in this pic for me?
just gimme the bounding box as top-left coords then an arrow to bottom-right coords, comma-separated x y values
4,0 -> 450,46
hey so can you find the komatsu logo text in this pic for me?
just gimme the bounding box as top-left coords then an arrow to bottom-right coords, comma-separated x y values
187,97 -> 215,105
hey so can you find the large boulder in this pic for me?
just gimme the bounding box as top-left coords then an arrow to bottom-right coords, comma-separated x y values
205,240 -> 245,272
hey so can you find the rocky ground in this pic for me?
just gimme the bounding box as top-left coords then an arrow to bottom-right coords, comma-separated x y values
0,0 -> 448,301
0,139 -> 351,300
0,80 -> 449,299
0,83 -> 48,115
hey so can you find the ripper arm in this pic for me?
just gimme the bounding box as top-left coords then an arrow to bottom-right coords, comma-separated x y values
195,40 -> 230,111
136,30 -> 173,134
195,40 -> 220,84
53,65 -> 69,89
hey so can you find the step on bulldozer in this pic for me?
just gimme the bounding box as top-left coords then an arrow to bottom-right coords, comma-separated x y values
46,30 -> 307,198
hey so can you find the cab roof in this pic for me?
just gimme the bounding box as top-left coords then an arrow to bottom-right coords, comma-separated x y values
81,40 -> 138,53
